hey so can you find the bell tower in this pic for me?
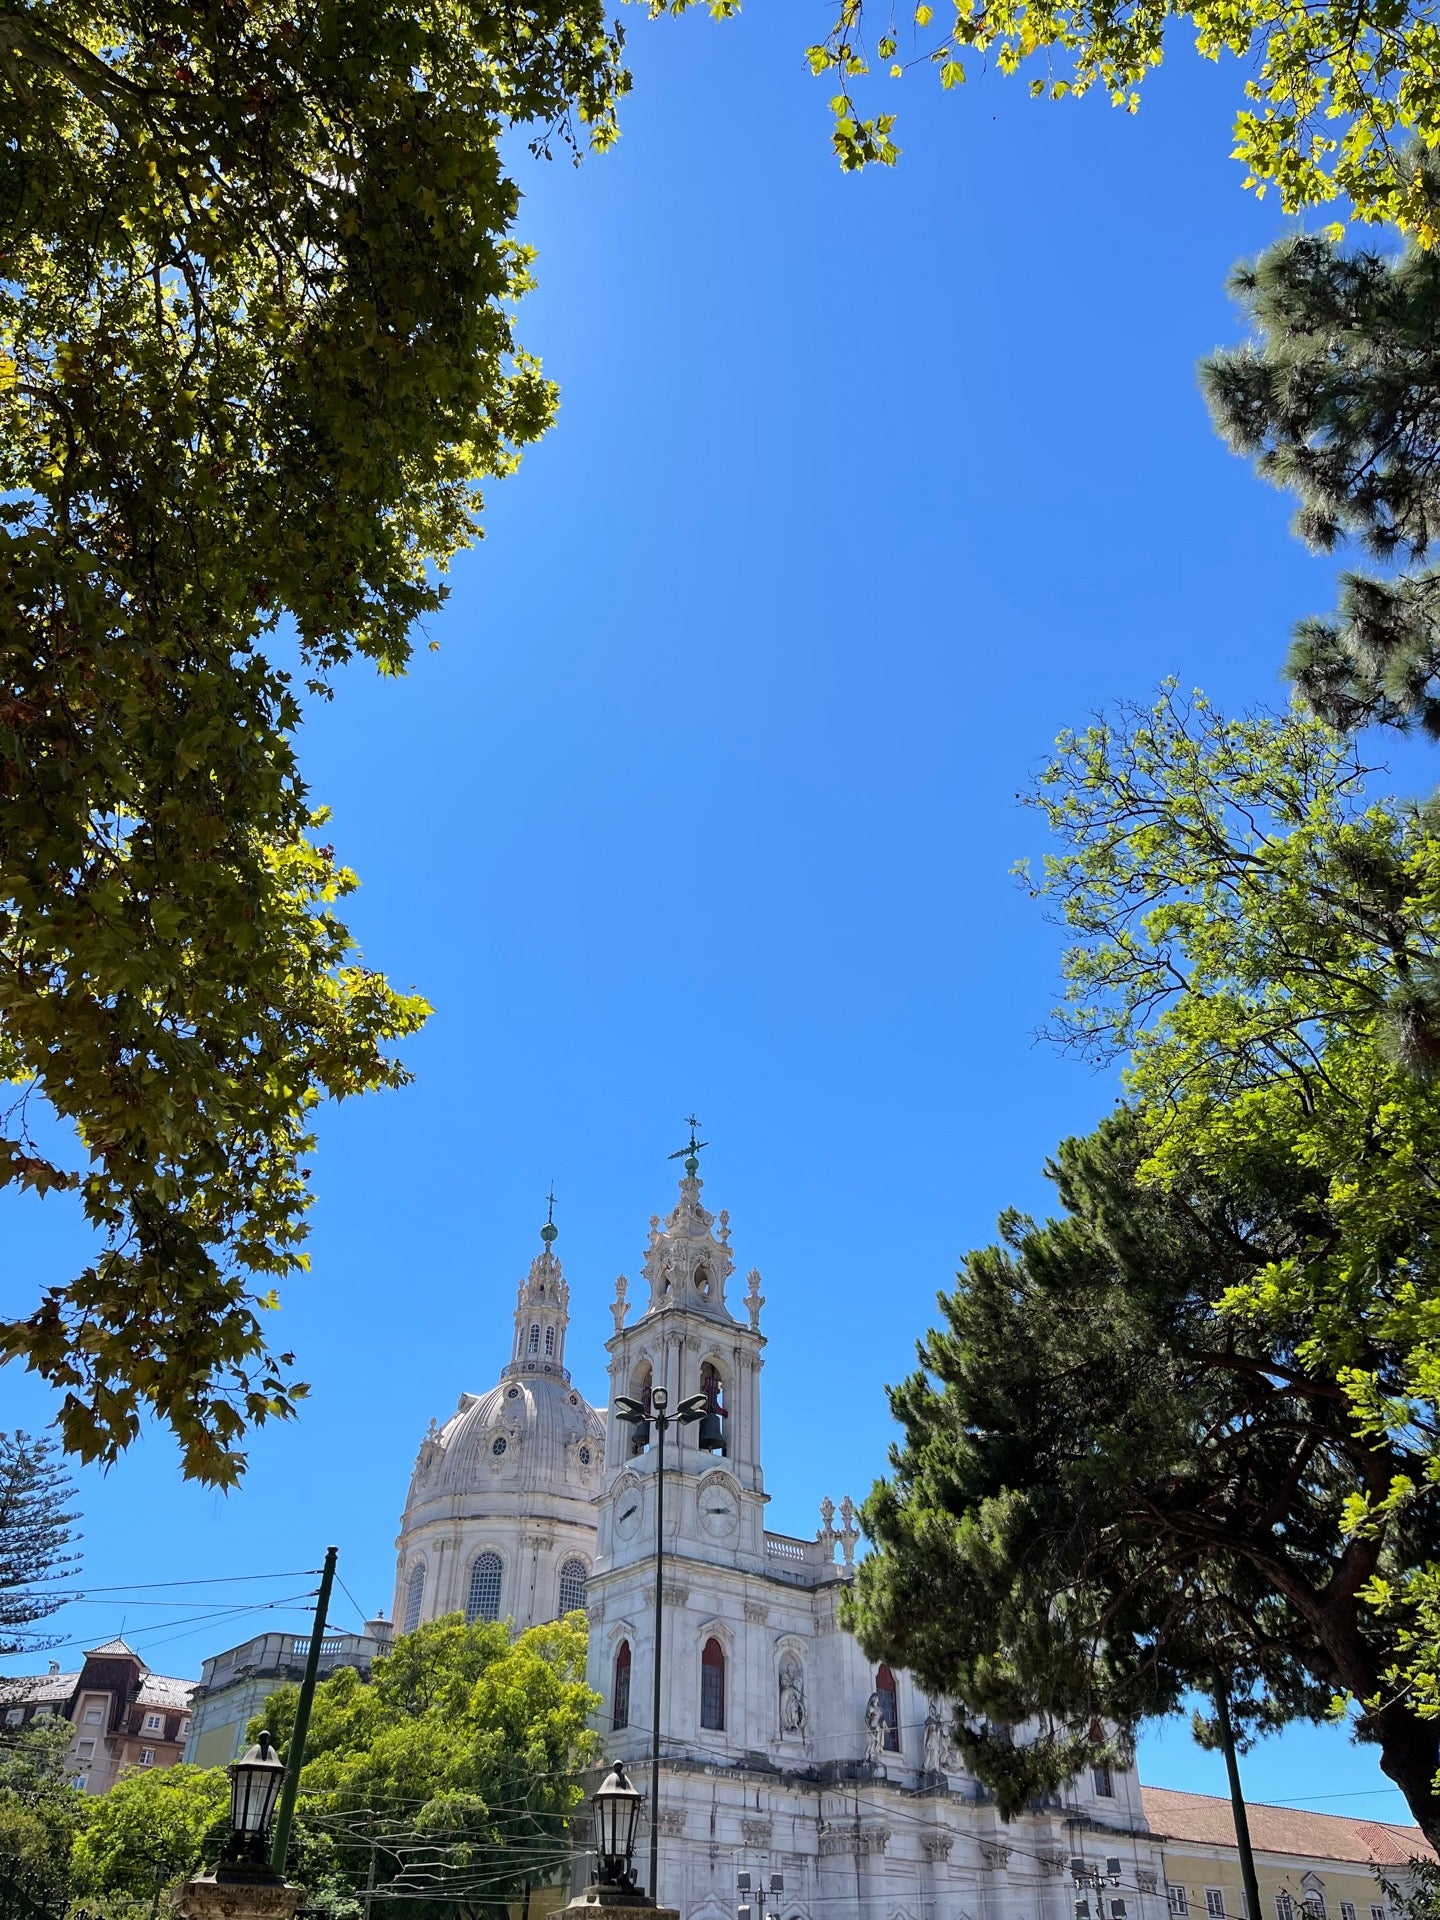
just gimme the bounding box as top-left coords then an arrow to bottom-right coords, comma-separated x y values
595,1131 -> 768,1572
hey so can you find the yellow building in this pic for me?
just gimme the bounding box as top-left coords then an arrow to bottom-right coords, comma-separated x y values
1141,1787 -> 1434,1920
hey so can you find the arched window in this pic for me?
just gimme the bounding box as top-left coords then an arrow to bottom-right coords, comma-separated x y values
466,1551 -> 503,1623
875,1664 -> 900,1751
559,1557 -> 588,1615
529,1323 -> 540,1355
612,1642 -> 632,1730
700,1638 -> 726,1731
545,1325 -> 555,1357
403,1563 -> 425,1635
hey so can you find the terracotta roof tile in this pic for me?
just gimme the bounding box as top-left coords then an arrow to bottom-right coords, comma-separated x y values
1140,1788 -> 1436,1869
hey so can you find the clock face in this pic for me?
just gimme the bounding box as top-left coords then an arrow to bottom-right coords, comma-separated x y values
614,1489 -> 643,1541
700,1484 -> 740,1539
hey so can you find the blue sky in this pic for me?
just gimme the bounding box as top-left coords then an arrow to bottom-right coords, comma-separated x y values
1,0 -> 1426,1828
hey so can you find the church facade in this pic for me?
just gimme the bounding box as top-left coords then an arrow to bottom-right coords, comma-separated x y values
393,1161 -> 1172,1920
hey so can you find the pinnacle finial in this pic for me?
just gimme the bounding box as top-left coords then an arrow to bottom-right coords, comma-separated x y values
668,1114 -> 708,1178
541,1183 -> 558,1246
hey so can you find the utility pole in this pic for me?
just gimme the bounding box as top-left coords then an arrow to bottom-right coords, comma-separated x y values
649,1397 -> 667,1909
1214,1681 -> 1262,1920
269,1546 -> 337,1876
613,1382 -> 707,1904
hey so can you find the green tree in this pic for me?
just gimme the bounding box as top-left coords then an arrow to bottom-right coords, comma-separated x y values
255,1613 -> 598,1916
1203,175 -> 1440,739
846,688 -> 1440,1838
843,1111 -> 1440,1834
793,0 -> 1440,223
68,1765 -> 229,1907
0,1719 -> 86,1918
0,0 -> 624,1484
0,1431 -> 80,1659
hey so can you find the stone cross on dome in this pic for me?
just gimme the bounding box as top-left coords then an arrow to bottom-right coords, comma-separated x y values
504,1189 -> 572,1380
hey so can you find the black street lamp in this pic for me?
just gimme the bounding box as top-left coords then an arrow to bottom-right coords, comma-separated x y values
589,1762 -> 646,1902
613,1383 -> 707,1904
216,1734 -> 287,1885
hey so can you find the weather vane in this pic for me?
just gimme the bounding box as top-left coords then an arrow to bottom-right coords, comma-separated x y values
668,1115 -> 708,1177
542,1183 -> 558,1245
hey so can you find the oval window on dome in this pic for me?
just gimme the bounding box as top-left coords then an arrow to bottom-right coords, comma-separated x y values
492,1437 -> 507,1457
507,1387 -> 520,1399
579,1446 -> 591,1466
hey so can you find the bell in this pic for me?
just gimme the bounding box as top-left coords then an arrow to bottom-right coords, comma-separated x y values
696,1407 -> 726,1452
628,1421 -> 651,1456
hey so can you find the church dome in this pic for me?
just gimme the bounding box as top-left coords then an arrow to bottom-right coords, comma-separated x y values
418,1373 -> 605,1499
392,1218 -> 605,1637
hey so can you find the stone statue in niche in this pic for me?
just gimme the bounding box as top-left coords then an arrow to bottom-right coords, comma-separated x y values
922,1699 -> 947,1775
863,1691 -> 886,1763
779,1655 -> 806,1735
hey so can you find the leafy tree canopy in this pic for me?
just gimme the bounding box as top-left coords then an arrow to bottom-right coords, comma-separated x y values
847,689 -> 1440,1839
69,1765 -> 229,1904
0,0 -> 625,1483
255,1613 -> 598,1914
0,1720 -> 86,1918
790,0 -> 1440,229
1204,178 -> 1440,738
844,1111 -> 1440,1834
0,1430 -> 80,1658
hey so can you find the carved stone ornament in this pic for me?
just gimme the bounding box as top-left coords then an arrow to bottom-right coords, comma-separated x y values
414,1418 -> 442,1475
661,1582 -> 689,1608
921,1835 -> 954,1864
655,1809 -> 686,1837
742,1819 -> 774,1846
611,1275 -> 629,1335
177,1879 -> 305,1920
1138,1873 -> 1159,1895
743,1601 -> 768,1624
980,1843 -> 1013,1871
860,1825 -> 892,1858
641,1171 -> 735,1315
744,1268 -> 765,1330
1040,1853 -> 1069,1878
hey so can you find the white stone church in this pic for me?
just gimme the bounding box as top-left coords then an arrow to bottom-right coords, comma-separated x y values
392,1157 -> 1172,1920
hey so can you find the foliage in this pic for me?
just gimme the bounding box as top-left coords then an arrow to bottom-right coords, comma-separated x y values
254,1614 -> 598,1914
847,688 -> 1440,1839
773,0 -> 1440,226
68,1766 -> 229,1904
0,1720 -> 87,1918
0,1431 -> 79,1658
843,1110 -> 1440,1832
0,0 -> 626,1483
1204,188 -> 1440,738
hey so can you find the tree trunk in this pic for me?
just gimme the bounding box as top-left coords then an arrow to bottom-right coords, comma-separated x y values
1372,1700 -> 1440,1850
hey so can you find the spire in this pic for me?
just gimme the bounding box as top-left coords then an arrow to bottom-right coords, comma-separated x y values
505,1193 -> 571,1381
640,1127 -> 735,1320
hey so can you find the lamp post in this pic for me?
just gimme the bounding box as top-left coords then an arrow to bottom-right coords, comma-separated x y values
613,1383 -> 707,1906
177,1734 -> 303,1920
561,1761 -> 679,1919
219,1735 -> 287,1882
